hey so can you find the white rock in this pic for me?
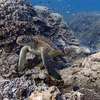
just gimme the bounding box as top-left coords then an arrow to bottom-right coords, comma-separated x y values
49,12 -> 63,22
34,5 -> 49,15
80,46 -> 91,54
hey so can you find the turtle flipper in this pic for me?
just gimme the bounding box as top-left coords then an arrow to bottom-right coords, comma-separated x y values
40,49 -> 62,81
47,67 -> 62,80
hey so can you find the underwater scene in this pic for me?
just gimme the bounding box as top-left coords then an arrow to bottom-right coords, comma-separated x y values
0,0 -> 100,100
32,0 -> 100,52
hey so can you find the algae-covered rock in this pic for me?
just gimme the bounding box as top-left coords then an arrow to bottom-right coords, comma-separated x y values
29,86 -> 64,100
60,52 -> 100,94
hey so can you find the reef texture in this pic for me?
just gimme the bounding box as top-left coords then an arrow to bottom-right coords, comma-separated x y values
0,0 -> 100,100
60,52 -> 100,95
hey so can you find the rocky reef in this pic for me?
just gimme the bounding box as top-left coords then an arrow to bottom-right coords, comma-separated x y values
0,0 -> 100,100
67,12 -> 100,51
0,0 -> 79,49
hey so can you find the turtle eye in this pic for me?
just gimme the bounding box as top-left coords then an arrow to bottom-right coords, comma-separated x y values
33,38 -> 37,43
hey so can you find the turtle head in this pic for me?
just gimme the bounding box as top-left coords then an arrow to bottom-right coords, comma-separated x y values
16,35 -> 34,46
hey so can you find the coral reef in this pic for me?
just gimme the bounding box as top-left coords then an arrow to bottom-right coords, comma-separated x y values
60,52 -> 100,94
68,12 -> 100,51
29,86 -> 65,100
0,0 -> 79,50
0,0 -> 100,100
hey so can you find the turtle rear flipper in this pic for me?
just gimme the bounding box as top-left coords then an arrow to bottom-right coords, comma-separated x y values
42,50 -> 62,81
47,67 -> 62,80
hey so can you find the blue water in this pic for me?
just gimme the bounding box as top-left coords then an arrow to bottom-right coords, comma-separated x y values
31,0 -> 100,17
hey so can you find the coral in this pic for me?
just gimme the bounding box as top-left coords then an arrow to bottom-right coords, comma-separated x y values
29,86 -> 64,100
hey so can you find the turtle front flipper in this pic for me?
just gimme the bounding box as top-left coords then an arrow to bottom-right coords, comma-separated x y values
18,46 -> 29,72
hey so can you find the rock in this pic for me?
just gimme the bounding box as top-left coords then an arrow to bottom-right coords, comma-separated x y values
7,54 -> 19,65
60,52 -> 100,94
34,5 -> 49,17
0,76 -> 35,99
0,0 -> 37,46
68,12 -> 100,51
47,12 -> 63,26
3,98 -> 9,100
29,86 -> 64,100
35,83 -> 48,92
38,70 -> 47,80
0,0 -> 79,54
0,93 -> 3,100
80,88 -> 100,100
65,88 -> 100,100
0,53 -> 18,78
65,91 -> 83,100
64,45 -> 91,56
80,46 -> 91,54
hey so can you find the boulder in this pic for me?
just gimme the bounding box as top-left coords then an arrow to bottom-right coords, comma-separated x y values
60,52 -> 100,94
29,86 -> 65,100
